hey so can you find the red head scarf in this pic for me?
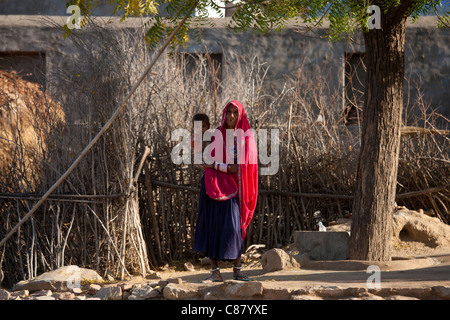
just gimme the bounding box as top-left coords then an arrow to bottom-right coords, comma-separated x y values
204,101 -> 258,240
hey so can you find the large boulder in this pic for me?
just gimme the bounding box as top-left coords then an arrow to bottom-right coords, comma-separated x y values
0,288 -> 10,300
324,207 -> 450,252
260,248 -> 300,272
12,265 -> 103,292
128,284 -> 160,300
392,209 -> 450,247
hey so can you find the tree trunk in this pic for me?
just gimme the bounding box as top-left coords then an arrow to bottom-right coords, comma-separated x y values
349,11 -> 408,261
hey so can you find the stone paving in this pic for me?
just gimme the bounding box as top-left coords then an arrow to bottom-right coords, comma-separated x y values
1,252 -> 449,300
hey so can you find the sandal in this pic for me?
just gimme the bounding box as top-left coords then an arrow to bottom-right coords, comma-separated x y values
202,267 -> 223,283
233,265 -> 250,281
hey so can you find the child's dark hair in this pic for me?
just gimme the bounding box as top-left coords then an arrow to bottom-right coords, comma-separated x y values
192,113 -> 210,125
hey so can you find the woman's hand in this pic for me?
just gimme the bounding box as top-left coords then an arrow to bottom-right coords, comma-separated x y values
227,164 -> 238,173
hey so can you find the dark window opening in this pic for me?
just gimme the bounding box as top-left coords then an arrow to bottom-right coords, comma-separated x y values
179,52 -> 222,92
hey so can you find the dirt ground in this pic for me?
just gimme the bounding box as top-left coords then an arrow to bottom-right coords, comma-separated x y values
156,242 -> 450,286
120,209 -> 450,300
156,208 -> 450,282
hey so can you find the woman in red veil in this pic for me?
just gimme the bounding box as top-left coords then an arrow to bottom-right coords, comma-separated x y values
194,100 -> 258,282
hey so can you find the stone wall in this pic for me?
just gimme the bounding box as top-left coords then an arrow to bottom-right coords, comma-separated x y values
0,15 -> 448,121
0,0 -> 115,16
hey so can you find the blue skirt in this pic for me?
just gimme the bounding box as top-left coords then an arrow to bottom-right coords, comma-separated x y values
194,176 -> 243,261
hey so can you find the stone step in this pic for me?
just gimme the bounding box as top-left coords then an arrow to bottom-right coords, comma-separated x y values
161,280 -> 450,300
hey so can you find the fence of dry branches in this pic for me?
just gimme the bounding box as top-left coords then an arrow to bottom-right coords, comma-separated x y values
0,20 -> 448,287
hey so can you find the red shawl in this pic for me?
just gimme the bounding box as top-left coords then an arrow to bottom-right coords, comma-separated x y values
204,101 -> 258,240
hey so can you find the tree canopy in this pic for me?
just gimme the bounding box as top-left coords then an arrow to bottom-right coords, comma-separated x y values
64,0 -> 449,48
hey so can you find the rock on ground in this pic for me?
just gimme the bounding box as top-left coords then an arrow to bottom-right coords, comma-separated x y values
392,208 -> 450,247
327,207 -> 450,255
222,281 -> 263,298
93,286 -> 122,300
260,248 -> 300,272
128,284 -> 160,300
163,283 -> 202,300
0,288 -> 11,300
160,281 -> 450,300
12,265 -> 103,292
